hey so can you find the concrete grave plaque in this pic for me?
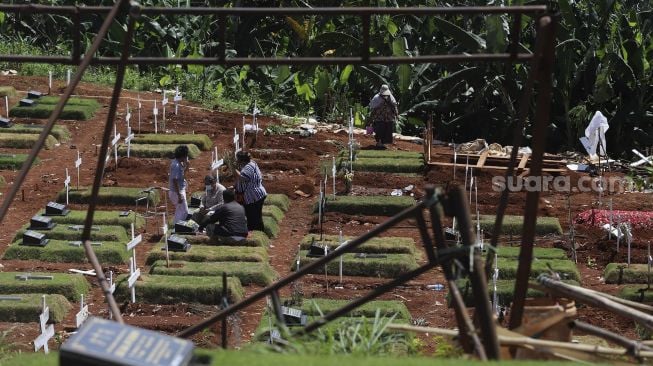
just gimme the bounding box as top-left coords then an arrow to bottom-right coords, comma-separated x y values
45,201 -> 70,216
29,215 -> 56,230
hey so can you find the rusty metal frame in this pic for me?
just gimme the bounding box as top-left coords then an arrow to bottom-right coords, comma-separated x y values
0,3 -> 556,358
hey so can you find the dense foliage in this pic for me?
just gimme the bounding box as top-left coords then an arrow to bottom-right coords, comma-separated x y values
0,0 -> 651,155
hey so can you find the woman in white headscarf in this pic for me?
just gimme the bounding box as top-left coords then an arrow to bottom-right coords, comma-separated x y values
369,84 -> 398,149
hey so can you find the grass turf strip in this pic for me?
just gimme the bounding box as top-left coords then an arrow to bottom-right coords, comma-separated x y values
3,239 -> 130,264
618,285 -> 653,302
262,205 -> 285,223
350,150 -> 423,160
37,96 -> 100,108
316,195 -> 415,216
0,86 -> 17,97
36,209 -> 144,230
291,298 -> 411,320
0,124 -> 71,142
455,279 -> 580,307
56,186 -> 160,206
146,245 -> 268,265
476,215 -> 563,236
0,153 -> 40,170
296,251 -> 418,278
496,258 -> 580,282
176,230 -> 269,247
13,224 -> 129,243
262,216 -> 279,238
115,274 -> 244,304
604,263 -> 653,284
0,133 -> 58,149
0,272 -> 89,301
265,194 -> 290,212
117,143 -> 201,159
10,101 -> 98,120
133,133 -> 213,151
150,260 -> 278,286
0,294 -> 71,323
493,246 -> 568,260
300,234 -> 417,255
351,158 -> 424,174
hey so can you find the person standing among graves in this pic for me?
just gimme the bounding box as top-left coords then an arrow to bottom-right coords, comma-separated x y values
235,150 -> 267,232
169,145 -> 190,223
192,175 -> 226,223
198,189 -> 249,238
369,84 -> 399,149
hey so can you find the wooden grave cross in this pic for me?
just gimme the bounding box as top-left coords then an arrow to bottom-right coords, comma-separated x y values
108,271 -> 116,320
332,157 -> 336,198
153,99 -> 159,134
75,294 -> 89,328
174,86 -> 182,115
162,91 -> 168,129
66,69 -> 71,86
162,212 -> 170,267
233,128 -> 241,157
124,126 -> 135,158
211,147 -> 224,183
126,223 -> 143,303
137,94 -> 142,132
64,168 -> 71,205
252,101 -> 260,134
3,95 -> 8,118
111,124 -> 121,170
34,295 -> 55,354
75,151 -> 82,190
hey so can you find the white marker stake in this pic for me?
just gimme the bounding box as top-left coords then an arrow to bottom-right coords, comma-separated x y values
48,71 -> 52,94
318,185 -> 323,232
108,271 -> 116,320
66,69 -> 71,86
153,100 -> 159,134
111,125 -> 121,170
125,127 -> 135,158
233,128 -> 241,157
162,213 -> 169,267
4,96 -> 8,118
174,86 -> 182,115
75,294 -> 89,328
253,100 -> 260,133
348,109 -> 354,173
126,223 -> 143,303
64,168 -> 71,205
492,253 -> 499,315
137,95 -> 142,132
75,151 -> 82,190
242,116 -> 246,147
34,295 -> 54,354
125,104 -> 131,127
332,157 -> 336,198
338,229 -> 344,285
162,91 -> 168,128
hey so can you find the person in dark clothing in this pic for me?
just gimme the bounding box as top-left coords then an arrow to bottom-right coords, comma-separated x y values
369,84 -> 399,149
234,150 -> 267,232
198,189 -> 248,238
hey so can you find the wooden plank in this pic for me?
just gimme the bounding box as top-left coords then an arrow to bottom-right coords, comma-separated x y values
445,152 -> 565,164
517,154 -> 530,170
428,161 -> 565,174
476,150 -> 489,168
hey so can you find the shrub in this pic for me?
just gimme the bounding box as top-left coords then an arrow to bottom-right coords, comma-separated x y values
133,133 -> 213,151
317,196 -> 415,216
117,143 -> 201,159
300,234 -> 417,255
150,260 -> 278,286
0,294 -> 71,323
0,86 -> 17,97
297,251 -> 418,278
10,103 -> 97,120
618,285 -> 653,302
115,274 -> 244,304
477,215 -> 563,236
0,124 -> 71,143
496,258 -> 580,282
146,245 -> 268,265
265,194 -> 290,212
0,153 -> 40,170
13,224 -> 129,243
0,133 -> 58,150
3,239 -> 130,264
352,158 -> 424,174
56,186 -> 160,206
494,246 -> 568,260
0,272 -> 89,301
455,279 -> 580,307
37,209 -> 144,230
262,205 -> 285,223
263,216 -> 279,238
604,264 -> 653,284
177,230 -> 269,247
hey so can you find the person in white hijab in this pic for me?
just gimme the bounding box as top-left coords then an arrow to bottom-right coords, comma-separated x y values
369,84 -> 398,149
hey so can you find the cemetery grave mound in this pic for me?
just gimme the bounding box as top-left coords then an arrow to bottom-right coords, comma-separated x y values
10,96 -> 99,120
149,260 -> 278,286
605,264 -> 653,284
36,209 -> 144,230
0,153 -> 40,170
146,245 -> 268,265
133,133 -> 213,151
265,194 -> 290,212
262,216 -> 280,238
296,250 -> 418,278
262,205 -> 285,224
0,294 -> 71,323
3,239 -> 130,264
56,186 -> 160,206
454,279 -> 581,307
494,246 -> 568,260
0,124 -> 71,142
0,272 -> 89,301
117,143 -> 201,159
618,285 -> 653,302
476,215 -> 563,236
0,86 -> 17,97
115,274 -> 244,304
175,230 -> 270,247
13,224 -> 129,243
495,257 -> 580,282
0,133 -> 58,150
315,195 -> 415,216
300,234 -> 418,255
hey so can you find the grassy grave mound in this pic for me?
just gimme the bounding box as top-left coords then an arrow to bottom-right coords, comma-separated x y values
317,195 -> 415,216
37,209 -> 144,230
150,260 -> 278,286
0,153 -> 40,170
455,279 -> 580,307
352,158 -> 425,174
477,215 -> 563,236
618,285 -> 653,302
133,133 -> 213,151
494,246 -> 568,260
0,86 -> 17,97
3,239 -> 130,264
351,150 -> 423,160
10,97 -> 99,120
13,224 -> 129,243
0,133 -> 58,150
57,186 -> 160,206
0,272 -> 89,301
177,230 -> 269,247
496,258 -> 580,282
117,143 -> 201,159
146,245 -> 268,265
0,294 -> 71,323
605,264 -> 653,284
262,205 -> 285,224
115,274 -> 244,304
263,216 -> 279,238
265,194 -> 290,212
294,298 -> 411,320
296,251 -> 418,278
0,124 -> 71,143
300,234 -> 417,255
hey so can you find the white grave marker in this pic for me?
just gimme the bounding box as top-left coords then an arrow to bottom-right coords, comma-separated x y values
34,295 -> 55,354
48,71 -> 52,93
137,94 -> 142,132
64,168 -> 71,205
162,213 -> 170,266
174,86 -> 182,115
125,104 -> 131,125
242,116 -> 246,147
108,271 -> 116,319
252,101 -> 260,133
233,128 -> 241,157
111,125 -> 121,170
75,294 -> 89,328
66,69 -> 71,86
153,100 -> 159,134
332,157 -> 336,198
492,253 -> 499,315
162,91 -> 168,126
211,147 -> 224,183
124,127 -> 135,158
126,223 -> 143,303
348,108 -> 354,173
4,96 -> 8,118
75,151 -> 82,190
632,149 -> 653,167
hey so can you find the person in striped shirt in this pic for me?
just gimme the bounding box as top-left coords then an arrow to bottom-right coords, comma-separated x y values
235,151 -> 267,232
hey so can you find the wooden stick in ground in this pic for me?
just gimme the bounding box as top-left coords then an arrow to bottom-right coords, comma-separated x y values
538,275 -> 653,330
570,320 -> 653,357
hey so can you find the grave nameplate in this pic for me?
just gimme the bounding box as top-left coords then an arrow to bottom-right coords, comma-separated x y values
307,242 -> 327,258
0,296 -> 22,301
29,215 -> 56,230
281,306 -> 307,327
68,225 -> 100,231
119,211 -> 131,217
27,90 -> 43,99
174,220 -> 198,234
353,253 -> 387,259
126,234 -> 143,251
45,201 -> 70,216
59,317 -> 195,366
69,241 -> 103,247
189,196 -> 202,208
15,274 -> 54,281
19,98 -> 36,107
22,230 -> 49,247
75,294 -> 89,328
165,235 -> 191,252
0,117 -> 12,128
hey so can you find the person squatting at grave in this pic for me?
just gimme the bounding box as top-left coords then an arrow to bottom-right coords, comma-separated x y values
234,150 -> 267,232
169,145 -> 190,223
369,84 -> 398,149
192,175 -> 226,224
197,188 -> 249,239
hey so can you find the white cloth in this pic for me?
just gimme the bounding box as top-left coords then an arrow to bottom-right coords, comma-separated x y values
168,189 -> 189,223
369,92 -> 397,109
582,111 -> 609,159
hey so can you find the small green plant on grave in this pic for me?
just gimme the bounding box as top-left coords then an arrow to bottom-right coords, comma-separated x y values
636,322 -> 652,341
432,335 -> 464,358
587,256 -> 597,270
343,169 -> 353,194
264,125 -> 287,136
